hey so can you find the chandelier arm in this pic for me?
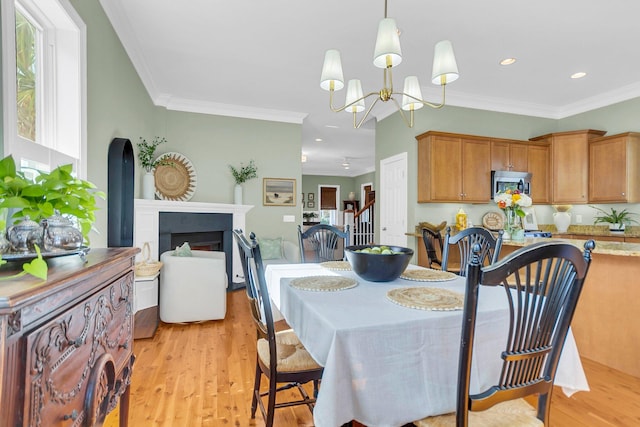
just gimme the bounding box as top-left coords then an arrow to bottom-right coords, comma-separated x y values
390,97 -> 414,128
354,97 -> 381,129
393,84 -> 447,109
329,89 -> 380,113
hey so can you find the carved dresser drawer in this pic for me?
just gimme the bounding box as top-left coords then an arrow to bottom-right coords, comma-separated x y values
23,273 -> 133,426
0,248 -> 139,427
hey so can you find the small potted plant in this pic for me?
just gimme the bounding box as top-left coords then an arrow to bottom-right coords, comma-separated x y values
228,160 -> 258,204
0,155 -> 104,243
137,137 -> 172,199
591,205 -> 638,232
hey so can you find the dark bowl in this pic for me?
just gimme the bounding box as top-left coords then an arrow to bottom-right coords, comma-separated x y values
345,244 -> 414,282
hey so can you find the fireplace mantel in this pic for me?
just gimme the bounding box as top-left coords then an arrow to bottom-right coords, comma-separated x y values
133,199 -> 253,284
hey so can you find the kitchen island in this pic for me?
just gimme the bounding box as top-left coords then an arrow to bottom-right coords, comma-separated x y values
500,237 -> 640,378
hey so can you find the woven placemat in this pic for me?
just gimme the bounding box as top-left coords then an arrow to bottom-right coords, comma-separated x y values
320,261 -> 352,271
400,269 -> 458,282
387,287 -> 464,311
290,276 -> 358,292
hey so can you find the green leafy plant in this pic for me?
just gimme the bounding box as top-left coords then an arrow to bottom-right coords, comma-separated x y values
0,155 -> 105,243
591,206 -> 638,227
0,244 -> 48,281
137,137 -> 173,172
302,212 -> 318,221
229,160 -> 258,184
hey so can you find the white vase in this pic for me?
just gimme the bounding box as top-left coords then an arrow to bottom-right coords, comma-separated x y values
553,211 -> 571,233
234,184 -> 243,205
348,191 -> 356,201
142,171 -> 155,200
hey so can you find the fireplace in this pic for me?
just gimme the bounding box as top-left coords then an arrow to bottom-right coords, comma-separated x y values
158,212 -> 233,287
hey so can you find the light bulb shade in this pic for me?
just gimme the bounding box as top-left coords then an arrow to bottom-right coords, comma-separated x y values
320,49 -> 345,91
373,18 -> 402,68
431,40 -> 459,85
345,79 -> 365,113
402,76 -> 424,111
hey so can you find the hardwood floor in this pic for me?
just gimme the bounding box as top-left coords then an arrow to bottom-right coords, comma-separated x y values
105,289 -> 640,426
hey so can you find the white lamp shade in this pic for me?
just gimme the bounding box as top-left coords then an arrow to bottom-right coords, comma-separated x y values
345,79 -> 365,113
320,49 -> 345,91
373,18 -> 402,68
402,76 -> 424,111
431,40 -> 459,85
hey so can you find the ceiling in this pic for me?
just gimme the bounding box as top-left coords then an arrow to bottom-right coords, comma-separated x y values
100,0 -> 640,177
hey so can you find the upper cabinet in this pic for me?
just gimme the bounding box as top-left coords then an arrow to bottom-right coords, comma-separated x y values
417,131 -> 491,203
589,132 -> 640,203
490,139 -> 528,172
527,142 -> 551,204
530,130 -> 606,204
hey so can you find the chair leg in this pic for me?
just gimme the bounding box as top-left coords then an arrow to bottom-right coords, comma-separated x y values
313,379 -> 320,398
251,361 -> 261,418
265,378 -> 277,427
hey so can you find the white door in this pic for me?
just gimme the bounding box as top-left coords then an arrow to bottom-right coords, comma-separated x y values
380,152 -> 408,247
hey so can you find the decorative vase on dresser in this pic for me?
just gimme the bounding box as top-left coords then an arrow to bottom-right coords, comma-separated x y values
0,247 -> 139,426
142,171 -> 156,199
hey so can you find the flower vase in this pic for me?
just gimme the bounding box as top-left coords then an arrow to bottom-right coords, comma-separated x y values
504,209 -> 524,242
142,171 -> 156,200
553,211 -> 571,233
234,184 -> 243,205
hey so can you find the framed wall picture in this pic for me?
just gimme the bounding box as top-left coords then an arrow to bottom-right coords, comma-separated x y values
307,201 -> 315,208
308,192 -> 315,201
263,178 -> 296,206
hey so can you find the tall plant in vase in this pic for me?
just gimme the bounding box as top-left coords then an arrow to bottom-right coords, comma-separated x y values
137,137 -> 171,199
229,160 -> 258,205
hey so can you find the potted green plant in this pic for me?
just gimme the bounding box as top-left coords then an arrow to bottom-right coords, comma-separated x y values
228,160 -> 258,204
137,136 -> 174,199
302,212 -> 318,225
591,205 -> 638,232
0,155 -> 105,244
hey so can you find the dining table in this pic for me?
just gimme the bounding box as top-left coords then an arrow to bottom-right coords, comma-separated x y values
264,262 -> 590,427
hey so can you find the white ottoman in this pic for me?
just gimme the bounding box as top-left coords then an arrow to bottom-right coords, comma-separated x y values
159,250 -> 228,323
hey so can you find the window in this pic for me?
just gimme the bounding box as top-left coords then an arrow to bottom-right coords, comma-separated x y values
2,0 -> 86,177
319,185 -> 340,225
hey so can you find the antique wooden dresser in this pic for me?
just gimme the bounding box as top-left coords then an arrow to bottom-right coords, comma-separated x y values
0,247 -> 138,427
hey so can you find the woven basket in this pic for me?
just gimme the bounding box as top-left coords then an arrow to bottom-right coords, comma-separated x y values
135,242 -> 163,277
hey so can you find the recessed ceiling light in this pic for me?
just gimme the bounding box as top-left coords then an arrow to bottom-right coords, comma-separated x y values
571,72 -> 587,79
301,154 -> 307,163
325,125 -> 339,129
315,138 -> 323,142
499,58 -> 517,66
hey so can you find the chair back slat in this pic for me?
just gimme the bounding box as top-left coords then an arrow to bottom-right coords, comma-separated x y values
298,224 -> 350,263
457,239 -> 595,425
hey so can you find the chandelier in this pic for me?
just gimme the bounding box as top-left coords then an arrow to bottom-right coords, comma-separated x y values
319,0 -> 459,128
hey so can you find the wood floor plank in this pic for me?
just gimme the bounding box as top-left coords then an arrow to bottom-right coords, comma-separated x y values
105,289 -> 640,426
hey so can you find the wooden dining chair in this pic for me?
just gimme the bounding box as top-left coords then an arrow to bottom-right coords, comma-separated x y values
421,227 -> 444,268
298,224 -> 350,263
441,226 -> 504,276
232,229 -> 323,427
414,239 -> 596,427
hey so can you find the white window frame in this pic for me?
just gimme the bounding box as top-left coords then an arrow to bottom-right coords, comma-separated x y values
318,184 -> 341,226
1,0 -> 87,177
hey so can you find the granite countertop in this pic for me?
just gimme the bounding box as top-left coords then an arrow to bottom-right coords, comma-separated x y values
501,237 -> 640,257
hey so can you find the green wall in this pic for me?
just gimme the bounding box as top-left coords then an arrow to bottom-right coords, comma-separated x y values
301,175 -> 359,212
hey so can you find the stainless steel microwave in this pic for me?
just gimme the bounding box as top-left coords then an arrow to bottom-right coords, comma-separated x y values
491,170 -> 532,198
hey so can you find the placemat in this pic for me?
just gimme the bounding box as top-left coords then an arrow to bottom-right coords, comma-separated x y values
320,261 -> 352,271
387,287 -> 464,311
290,275 -> 358,292
400,269 -> 458,282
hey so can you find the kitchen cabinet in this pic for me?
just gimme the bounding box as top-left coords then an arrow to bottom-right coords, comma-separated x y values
527,142 -> 551,204
530,129 -> 606,204
417,131 -> 491,203
490,138 -> 528,172
589,132 -> 640,203
0,247 -> 138,426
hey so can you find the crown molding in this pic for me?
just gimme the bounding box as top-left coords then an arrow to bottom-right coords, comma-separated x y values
157,95 -> 307,124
